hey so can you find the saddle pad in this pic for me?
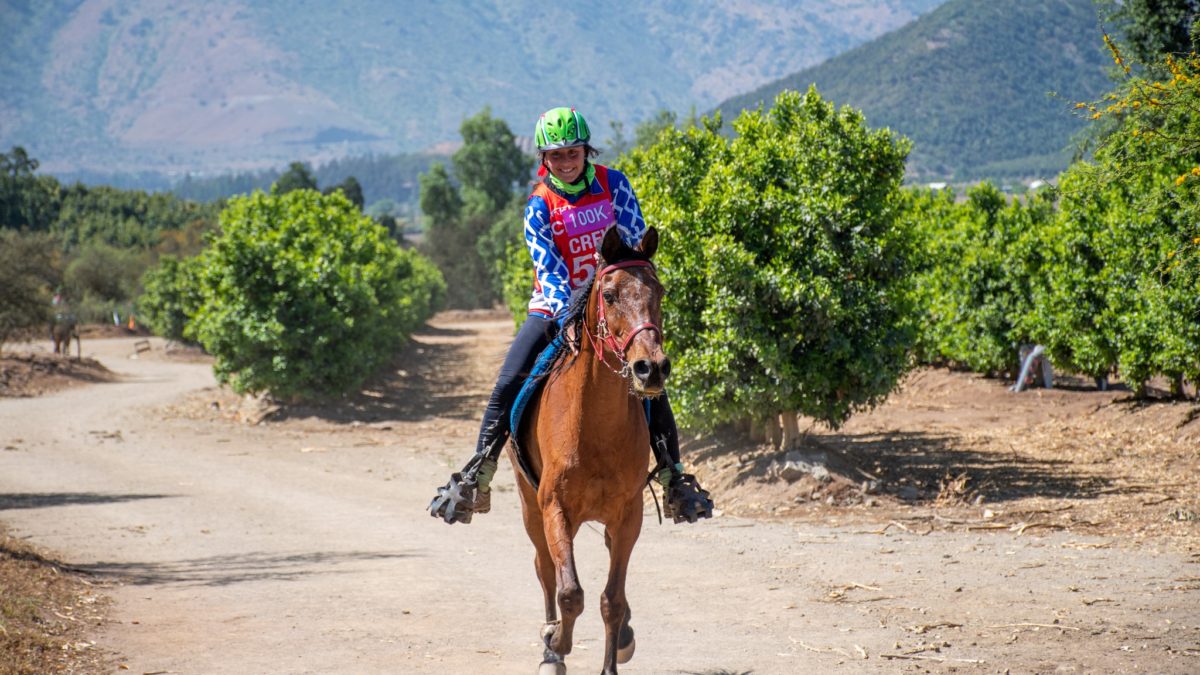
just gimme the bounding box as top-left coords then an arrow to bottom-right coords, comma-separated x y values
507,334 -> 568,490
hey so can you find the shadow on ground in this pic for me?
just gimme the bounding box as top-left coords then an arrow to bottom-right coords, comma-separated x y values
688,427 -> 1120,507
816,430 -> 1113,503
81,550 -> 418,587
0,492 -> 170,511
268,324 -> 490,426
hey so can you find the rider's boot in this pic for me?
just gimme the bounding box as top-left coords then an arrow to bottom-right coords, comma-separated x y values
652,433 -> 714,524
429,424 -> 505,525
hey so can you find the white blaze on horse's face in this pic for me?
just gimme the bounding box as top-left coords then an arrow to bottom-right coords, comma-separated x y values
599,265 -> 670,397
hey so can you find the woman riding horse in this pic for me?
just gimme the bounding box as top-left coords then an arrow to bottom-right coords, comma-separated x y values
429,106 -> 712,524
517,225 -> 670,673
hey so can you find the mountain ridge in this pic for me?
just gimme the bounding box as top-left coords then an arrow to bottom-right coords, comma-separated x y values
713,0 -> 1114,180
0,0 -> 944,175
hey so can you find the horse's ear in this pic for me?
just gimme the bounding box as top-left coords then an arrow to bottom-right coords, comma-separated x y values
600,225 -> 624,264
638,227 -> 658,259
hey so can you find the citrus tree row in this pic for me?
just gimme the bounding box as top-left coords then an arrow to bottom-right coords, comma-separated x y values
909,46 -> 1200,397
138,189 -> 445,401
487,84 -> 1197,447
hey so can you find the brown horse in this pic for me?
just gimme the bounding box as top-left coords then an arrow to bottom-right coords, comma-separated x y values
511,225 -> 669,675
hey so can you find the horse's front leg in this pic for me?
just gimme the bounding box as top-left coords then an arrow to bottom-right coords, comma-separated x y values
515,477 -> 558,626
540,499 -> 582,670
601,499 -> 643,674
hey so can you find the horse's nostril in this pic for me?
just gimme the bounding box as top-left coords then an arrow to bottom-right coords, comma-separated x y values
660,358 -> 671,379
632,359 -> 652,379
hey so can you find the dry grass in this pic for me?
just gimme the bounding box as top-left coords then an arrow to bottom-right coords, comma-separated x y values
0,528 -> 112,674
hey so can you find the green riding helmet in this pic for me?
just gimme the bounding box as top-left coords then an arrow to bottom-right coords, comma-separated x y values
535,107 -> 591,151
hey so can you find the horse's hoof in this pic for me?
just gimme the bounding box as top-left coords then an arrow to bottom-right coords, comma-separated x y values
617,636 -> 635,664
538,660 -> 567,675
617,622 -> 635,663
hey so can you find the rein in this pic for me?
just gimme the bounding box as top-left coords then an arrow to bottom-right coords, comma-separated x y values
585,259 -> 662,378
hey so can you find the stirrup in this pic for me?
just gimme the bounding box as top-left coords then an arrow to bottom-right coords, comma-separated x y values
428,456 -> 496,525
663,472 -> 713,524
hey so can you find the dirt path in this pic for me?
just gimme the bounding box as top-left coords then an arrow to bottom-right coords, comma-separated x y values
1,316 -> 1198,674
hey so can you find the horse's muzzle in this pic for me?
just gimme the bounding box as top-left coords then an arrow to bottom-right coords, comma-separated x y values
631,356 -> 671,396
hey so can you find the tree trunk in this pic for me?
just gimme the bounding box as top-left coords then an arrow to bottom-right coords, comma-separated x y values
748,417 -> 766,442
766,415 -> 782,449
779,411 -> 801,450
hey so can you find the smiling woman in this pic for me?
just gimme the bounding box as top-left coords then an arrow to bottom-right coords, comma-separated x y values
430,106 -> 712,530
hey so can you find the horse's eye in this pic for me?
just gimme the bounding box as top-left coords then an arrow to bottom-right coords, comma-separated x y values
602,291 -> 617,305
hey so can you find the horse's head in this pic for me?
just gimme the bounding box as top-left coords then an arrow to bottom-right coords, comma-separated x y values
591,226 -> 670,398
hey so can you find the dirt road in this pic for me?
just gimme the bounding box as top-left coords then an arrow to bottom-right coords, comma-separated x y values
1,316 -> 1197,673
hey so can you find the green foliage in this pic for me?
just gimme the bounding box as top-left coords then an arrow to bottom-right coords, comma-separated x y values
137,255 -> 202,342
49,183 -> 217,250
1043,46 -> 1200,393
908,183 -> 1053,373
418,163 -> 462,227
0,230 -> 60,351
187,189 -> 444,400
477,195 -> 525,310
274,162 -> 318,194
499,238 -> 533,330
453,108 -> 529,217
1018,178 -> 1119,380
323,175 -> 364,211
1102,0 -> 1200,69
621,88 -> 915,430
417,110 -> 532,309
0,146 -> 53,230
63,242 -> 148,323
716,0 -> 1113,180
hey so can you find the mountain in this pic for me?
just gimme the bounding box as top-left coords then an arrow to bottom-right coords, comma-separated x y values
0,0 -> 945,176
713,0 -> 1114,180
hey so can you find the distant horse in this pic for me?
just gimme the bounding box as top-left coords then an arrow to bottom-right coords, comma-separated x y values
50,313 -> 80,359
512,226 -> 669,675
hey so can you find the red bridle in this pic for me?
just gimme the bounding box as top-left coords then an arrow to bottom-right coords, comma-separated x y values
587,259 -> 662,376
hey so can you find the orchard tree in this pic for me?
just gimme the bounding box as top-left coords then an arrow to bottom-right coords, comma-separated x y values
621,88 -> 916,446
418,109 -> 531,309
1103,0 -> 1199,68
1,146 -> 60,232
324,175 -> 365,211
1061,33 -> 1200,396
274,162 -> 318,194
188,188 -> 445,401
1020,178 -> 1120,383
908,183 -> 1052,374
453,107 -> 528,216
137,254 -> 203,342
0,230 -> 60,351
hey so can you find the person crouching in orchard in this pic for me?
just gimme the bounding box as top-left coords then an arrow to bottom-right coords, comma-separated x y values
429,106 -> 713,525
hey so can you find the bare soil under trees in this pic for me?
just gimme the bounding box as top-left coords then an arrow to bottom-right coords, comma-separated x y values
1,311 -> 1198,674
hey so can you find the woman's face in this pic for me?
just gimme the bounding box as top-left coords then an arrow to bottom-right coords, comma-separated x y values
543,146 -> 586,184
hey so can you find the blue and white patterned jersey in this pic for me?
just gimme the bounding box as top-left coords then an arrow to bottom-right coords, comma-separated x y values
523,165 -> 647,318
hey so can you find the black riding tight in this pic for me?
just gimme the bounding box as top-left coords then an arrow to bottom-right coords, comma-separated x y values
474,315 -> 680,466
